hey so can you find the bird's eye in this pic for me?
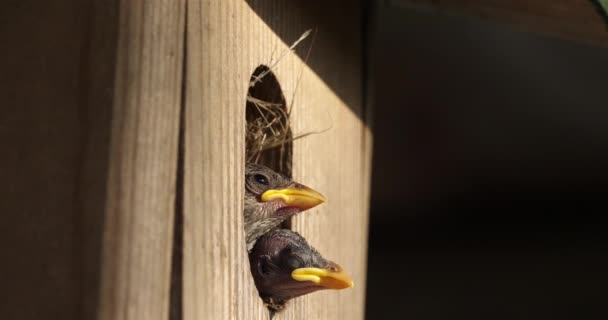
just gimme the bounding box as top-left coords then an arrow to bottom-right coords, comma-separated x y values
285,255 -> 304,270
258,255 -> 273,276
253,174 -> 269,185
259,260 -> 271,276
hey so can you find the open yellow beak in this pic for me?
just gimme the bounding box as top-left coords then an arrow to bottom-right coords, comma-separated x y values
261,183 -> 326,209
291,264 -> 354,290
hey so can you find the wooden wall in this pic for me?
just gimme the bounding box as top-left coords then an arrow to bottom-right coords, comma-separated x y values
98,1 -> 185,320
0,1 -> 370,319
184,1 -> 370,319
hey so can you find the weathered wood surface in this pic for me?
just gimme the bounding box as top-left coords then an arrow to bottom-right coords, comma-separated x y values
390,0 -> 608,47
0,1 -> 369,319
98,1 -> 185,320
184,1 -> 369,319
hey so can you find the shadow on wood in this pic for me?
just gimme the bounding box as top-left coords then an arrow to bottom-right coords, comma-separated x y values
0,0 -> 118,319
246,0 -> 367,126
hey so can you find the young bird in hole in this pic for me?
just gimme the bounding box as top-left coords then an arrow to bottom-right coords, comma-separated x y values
249,229 -> 354,315
245,163 -> 325,250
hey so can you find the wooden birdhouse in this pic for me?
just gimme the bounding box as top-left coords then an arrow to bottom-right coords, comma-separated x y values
1,1 -> 370,320
7,0 -> 603,319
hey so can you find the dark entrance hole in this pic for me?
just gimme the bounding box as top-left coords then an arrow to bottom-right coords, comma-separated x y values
246,65 -> 293,179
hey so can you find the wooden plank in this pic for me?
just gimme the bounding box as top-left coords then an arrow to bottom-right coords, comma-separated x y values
97,1 -> 185,320
1,1 -> 368,319
390,0 -> 608,47
184,0 -> 368,319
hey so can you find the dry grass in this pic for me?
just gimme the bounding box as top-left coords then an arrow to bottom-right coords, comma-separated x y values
245,29 -> 318,170
246,94 -> 292,165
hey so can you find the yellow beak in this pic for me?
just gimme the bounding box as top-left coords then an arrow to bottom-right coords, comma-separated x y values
261,183 -> 326,209
291,264 -> 354,289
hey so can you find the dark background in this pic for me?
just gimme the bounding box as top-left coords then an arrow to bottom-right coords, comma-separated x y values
1,1 -> 606,319
366,4 -> 608,320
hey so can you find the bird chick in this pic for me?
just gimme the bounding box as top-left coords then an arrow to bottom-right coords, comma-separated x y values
249,229 -> 354,313
245,163 -> 325,250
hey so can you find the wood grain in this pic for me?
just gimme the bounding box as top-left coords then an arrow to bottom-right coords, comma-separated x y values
184,1 -> 369,319
98,1 -> 185,320
0,1 -> 368,319
390,0 -> 608,47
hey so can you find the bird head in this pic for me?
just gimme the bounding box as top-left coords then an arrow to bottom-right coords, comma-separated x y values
249,229 -> 354,310
244,163 -> 326,248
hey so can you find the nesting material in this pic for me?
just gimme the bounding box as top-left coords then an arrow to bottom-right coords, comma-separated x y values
246,91 -> 292,174
245,29 -> 312,176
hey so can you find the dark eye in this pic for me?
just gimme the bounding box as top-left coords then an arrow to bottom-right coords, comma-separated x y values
254,174 -> 269,185
259,260 -> 271,276
258,255 -> 273,276
285,255 -> 304,270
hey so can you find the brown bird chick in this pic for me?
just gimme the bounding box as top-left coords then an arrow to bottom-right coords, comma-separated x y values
249,229 -> 354,315
245,163 -> 325,250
